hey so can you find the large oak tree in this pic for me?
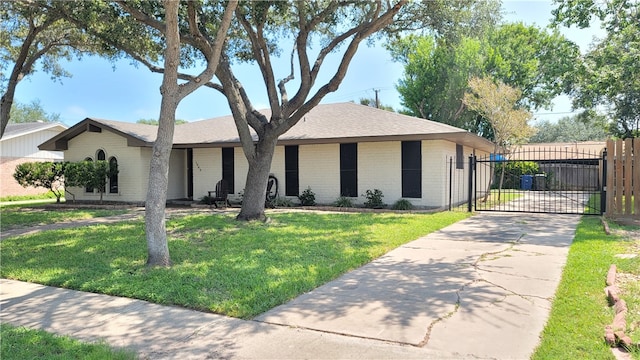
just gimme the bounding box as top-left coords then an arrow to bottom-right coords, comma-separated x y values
45,0 -> 236,266
215,1 -> 409,221
553,0 -> 640,138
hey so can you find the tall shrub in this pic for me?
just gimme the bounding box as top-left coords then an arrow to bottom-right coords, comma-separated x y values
493,161 -> 540,189
13,161 -> 65,203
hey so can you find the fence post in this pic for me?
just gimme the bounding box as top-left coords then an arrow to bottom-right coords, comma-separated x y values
601,148 -> 607,215
468,154 -> 475,212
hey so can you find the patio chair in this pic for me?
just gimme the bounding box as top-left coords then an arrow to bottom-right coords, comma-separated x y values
208,179 -> 231,208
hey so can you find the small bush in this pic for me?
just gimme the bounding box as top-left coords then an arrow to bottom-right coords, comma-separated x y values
363,189 -> 385,209
333,196 -> 354,208
298,187 -> 316,206
392,199 -> 414,210
199,195 -> 213,205
271,197 -> 294,207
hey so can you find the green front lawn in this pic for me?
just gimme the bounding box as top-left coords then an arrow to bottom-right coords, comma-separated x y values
0,207 -> 131,231
0,211 -> 469,319
532,217 -> 640,360
0,192 -> 58,202
0,323 -> 135,360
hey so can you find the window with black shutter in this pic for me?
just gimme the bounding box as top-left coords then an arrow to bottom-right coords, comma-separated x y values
285,145 -> 299,196
340,143 -> 358,197
222,147 -> 234,193
456,144 -> 464,169
402,141 -> 422,198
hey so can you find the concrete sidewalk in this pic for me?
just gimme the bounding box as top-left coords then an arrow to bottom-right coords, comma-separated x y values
1,212 -> 579,359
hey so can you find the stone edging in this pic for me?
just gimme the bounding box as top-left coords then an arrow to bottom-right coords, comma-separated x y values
604,264 -> 636,351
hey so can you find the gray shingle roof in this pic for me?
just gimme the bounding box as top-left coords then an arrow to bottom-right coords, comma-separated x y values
2,122 -> 67,141
174,102 -> 482,145
39,102 -> 495,152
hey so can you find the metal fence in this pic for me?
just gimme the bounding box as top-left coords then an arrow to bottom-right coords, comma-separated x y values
467,146 -> 604,215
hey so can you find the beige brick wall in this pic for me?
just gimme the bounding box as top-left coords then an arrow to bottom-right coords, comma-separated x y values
192,148 -> 249,202
299,143 -> 340,204
359,142 -> 402,205
168,149 -> 187,200
193,148 -> 221,201
58,131 -> 487,207
65,129 -> 149,202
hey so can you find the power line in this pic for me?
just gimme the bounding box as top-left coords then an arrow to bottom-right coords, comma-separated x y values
323,87 -> 395,103
534,111 -> 579,115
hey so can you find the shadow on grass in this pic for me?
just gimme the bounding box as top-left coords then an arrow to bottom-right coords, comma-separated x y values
1,212 -> 466,319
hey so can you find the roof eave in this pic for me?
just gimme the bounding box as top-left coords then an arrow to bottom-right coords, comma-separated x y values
174,132 -> 496,150
2,123 -> 68,142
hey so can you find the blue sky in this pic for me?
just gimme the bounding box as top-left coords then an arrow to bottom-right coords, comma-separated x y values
13,1 -> 603,126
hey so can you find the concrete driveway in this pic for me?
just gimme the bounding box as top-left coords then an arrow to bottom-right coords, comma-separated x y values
256,212 -> 578,359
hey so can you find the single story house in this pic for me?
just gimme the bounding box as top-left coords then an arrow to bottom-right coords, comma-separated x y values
39,102 -> 494,208
1,122 -> 67,198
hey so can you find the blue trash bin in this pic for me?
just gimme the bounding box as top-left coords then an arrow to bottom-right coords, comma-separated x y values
520,175 -> 533,190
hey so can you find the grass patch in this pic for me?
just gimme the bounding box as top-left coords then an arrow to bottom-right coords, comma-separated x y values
585,193 -> 601,215
483,189 -> 524,205
452,189 -> 524,211
0,323 -> 135,360
0,211 -> 469,319
0,192 -> 57,202
0,207 -> 130,231
532,217 -> 640,360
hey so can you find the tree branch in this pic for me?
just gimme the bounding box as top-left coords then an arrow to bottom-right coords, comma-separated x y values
236,6 -> 281,120
277,46 -> 296,106
287,0 -> 406,130
114,1 -> 166,33
288,1 -> 378,110
216,57 -> 261,162
178,0 -> 237,98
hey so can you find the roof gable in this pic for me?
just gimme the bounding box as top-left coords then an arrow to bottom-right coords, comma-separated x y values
38,118 -> 157,151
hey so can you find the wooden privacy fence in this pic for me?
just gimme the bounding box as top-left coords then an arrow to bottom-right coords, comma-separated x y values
605,138 -> 639,218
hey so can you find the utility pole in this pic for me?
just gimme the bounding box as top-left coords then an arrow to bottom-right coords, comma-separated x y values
374,89 -> 380,109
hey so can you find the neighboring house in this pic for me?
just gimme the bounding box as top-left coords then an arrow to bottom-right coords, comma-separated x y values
1,122 -> 68,198
39,102 -> 494,208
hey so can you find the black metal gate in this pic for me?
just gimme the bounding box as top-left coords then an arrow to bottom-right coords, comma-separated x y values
469,147 -> 605,215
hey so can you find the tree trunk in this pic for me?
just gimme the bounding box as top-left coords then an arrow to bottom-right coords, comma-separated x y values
145,134 -> 173,267
482,144 -> 500,203
0,93 -> 12,139
144,0 -> 180,268
497,162 -> 505,202
236,135 -> 278,221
